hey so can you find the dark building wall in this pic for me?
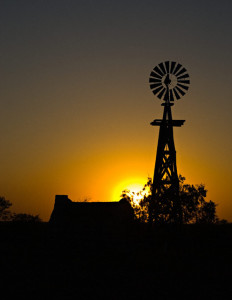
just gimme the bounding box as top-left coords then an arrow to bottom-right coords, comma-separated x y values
49,195 -> 134,228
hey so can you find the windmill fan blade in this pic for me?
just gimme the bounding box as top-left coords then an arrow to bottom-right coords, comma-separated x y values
152,85 -> 164,95
158,63 -> 166,75
164,89 -> 169,101
165,61 -> 170,74
177,79 -> 190,84
175,86 -> 186,96
173,88 -> 181,100
170,61 -> 176,74
149,78 -> 162,83
169,89 -> 174,101
150,71 -> 162,79
177,73 -> 189,80
176,67 -> 187,77
177,83 -> 189,91
150,83 -> 162,90
154,66 -> 164,76
173,63 -> 182,75
157,87 -> 166,99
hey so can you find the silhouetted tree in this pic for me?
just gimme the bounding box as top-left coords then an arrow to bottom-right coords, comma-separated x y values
121,178 -> 152,223
12,213 -> 42,223
0,196 -> 42,222
179,175 -> 218,224
121,176 -> 218,224
198,200 -> 218,224
0,196 -> 12,221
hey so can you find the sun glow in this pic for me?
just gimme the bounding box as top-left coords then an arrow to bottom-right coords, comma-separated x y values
112,178 -> 150,205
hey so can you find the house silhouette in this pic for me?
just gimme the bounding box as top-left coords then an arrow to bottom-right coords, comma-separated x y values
49,195 -> 134,229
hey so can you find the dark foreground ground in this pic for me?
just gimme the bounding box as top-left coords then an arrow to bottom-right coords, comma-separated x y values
1,221 -> 232,299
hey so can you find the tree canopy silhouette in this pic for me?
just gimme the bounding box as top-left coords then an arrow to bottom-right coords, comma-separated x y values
0,196 -> 12,221
12,213 -> 42,223
0,196 -> 42,222
121,175 -> 218,224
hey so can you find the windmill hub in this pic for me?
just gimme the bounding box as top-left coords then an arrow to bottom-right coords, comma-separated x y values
164,74 -> 171,87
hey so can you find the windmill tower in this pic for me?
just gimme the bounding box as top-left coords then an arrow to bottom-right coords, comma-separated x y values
149,61 -> 190,224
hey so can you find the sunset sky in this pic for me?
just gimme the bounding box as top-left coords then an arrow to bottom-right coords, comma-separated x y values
1,0 -> 232,221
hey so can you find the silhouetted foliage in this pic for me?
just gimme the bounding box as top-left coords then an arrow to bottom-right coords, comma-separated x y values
179,175 -> 218,224
0,196 -> 42,222
121,175 -> 219,224
12,213 -> 42,223
217,219 -> 228,225
121,178 -> 152,222
0,196 -> 12,221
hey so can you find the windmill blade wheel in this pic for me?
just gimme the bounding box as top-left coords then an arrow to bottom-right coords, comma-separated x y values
149,61 -> 190,102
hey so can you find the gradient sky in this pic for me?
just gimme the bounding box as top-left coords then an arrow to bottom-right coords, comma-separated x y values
1,0 -> 232,221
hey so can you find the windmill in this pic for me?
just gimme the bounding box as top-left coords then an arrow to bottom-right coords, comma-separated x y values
149,61 -> 190,224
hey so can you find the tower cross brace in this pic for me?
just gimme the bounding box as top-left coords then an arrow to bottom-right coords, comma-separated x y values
150,102 -> 185,224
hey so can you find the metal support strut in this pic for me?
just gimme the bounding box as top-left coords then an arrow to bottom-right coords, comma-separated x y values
150,101 -> 185,224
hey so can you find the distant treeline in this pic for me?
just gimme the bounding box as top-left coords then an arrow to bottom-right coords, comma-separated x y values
0,196 -> 42,223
